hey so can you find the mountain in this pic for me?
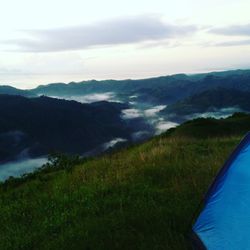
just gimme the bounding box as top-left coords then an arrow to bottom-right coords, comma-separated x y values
0,113 -> 249,249
28,69 -> 250,105
162,88 -> 250,121
2,70 -> 250,161
1,69 -> 250,110
165,112 -> 250,138
0,94 -> 132,162
0,69 -> 248,112
0,85 -> 34,97
30,77 -> 194,104
1,69 -> 250,161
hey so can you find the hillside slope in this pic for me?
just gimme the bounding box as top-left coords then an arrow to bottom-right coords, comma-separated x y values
163,88 -> 250,117
1,114 -> 250,249
0,95 -> 131,162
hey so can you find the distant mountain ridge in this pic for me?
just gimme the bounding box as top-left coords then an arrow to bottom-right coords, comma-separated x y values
1,69 -> 250,105
31,69 -> 250,104
0,85 -> 34,97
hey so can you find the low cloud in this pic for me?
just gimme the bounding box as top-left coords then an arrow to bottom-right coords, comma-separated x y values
155,121 -> 178,134
51,92 -> 120,103
210,24 -> 250,36
5,15 -> 197,52
186,107 -> 243,120
102,138 -> 127,151
121,108 -> 143,119
144,105 -> 166,117
121,105 -> 167,120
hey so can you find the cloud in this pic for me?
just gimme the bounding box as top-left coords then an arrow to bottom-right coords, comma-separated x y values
102,138 -> 127,151
144,105 -> 166,117
155,121 -> 178,134
214,39 -> 250,47
49,92 -> 123,103
5,15 -> 197,52
186,107 -> 243,120
121,105 -> 167,120
210,24 -> 250,36
0,67 -> 25,75
121,108 -> 143,119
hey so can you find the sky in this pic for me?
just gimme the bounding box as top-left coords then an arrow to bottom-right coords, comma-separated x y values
0,0 -> 250,88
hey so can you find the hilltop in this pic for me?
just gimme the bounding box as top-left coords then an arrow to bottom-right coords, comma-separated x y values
1,113 -> 249,249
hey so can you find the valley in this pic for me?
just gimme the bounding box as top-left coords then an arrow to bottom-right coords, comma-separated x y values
1,69 -> 250,180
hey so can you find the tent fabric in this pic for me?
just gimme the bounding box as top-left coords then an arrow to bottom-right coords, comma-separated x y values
193,132 -> 250,250
190,230 -> 207,250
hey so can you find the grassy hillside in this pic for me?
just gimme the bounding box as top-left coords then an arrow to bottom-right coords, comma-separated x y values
1,114 -> 249,249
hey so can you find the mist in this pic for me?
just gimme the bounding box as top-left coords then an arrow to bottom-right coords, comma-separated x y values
50,92 -> 120,103
186,107 -> 244,120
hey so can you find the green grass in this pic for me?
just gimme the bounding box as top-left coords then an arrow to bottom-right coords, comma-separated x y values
0,134 -> 241,250
2,113 -> 250,249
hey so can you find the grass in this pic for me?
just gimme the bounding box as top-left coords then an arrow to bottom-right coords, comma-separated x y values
0,133 -> 241,250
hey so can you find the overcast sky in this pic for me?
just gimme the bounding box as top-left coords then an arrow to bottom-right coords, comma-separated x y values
0,0 -> 250,88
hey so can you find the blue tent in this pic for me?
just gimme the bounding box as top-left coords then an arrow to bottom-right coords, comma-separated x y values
192,133 -> 250,249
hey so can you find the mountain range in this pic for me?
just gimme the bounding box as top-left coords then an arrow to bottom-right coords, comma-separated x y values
1,69 -> 250,166
2,69 -> 250,104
